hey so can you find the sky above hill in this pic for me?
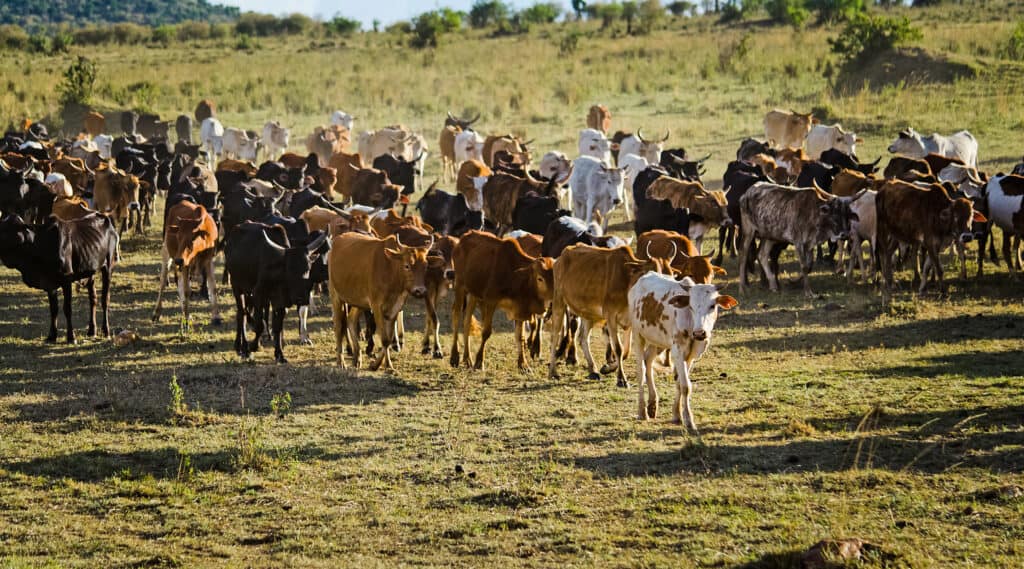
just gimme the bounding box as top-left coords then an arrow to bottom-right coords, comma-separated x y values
221,0 -> 556,26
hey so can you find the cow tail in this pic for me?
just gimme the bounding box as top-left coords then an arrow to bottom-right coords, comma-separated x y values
468,316 -> 481,337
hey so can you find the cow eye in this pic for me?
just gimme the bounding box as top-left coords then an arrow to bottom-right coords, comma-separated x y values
404,264 -> 411,270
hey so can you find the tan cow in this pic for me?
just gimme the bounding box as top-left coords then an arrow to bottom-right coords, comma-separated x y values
153,201 -> 221,325
50,157 -> 92,195
370,209 -> 434,238
51,196 -> 95,221
83,111 -> 105,137
482,134 -> 532,168
307,125 -> 351,165
586,105 -> 612,134
763,109 -> 815,150
439,125 -> 461,182
456,159 -> 492,212
645,177 -> 732,251
328,151 -> 364,201
636,230 -> 725,284
93,167 -> 141,234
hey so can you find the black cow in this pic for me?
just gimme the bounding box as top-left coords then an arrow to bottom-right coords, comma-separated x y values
512,191 -> 570,235
795,161 -> 841,192
416,183 -> 484,236
257,161 -> 306,190
0,213 -> 118,343
225,222 -> 329,363
120,111 -> 138,136
718,160 -> 770,265
289,187 -> 342,219
660,148 -> 709,182
541,215 -> 627,258
819,149 -> 881,175
372,153 -> 421,197
175,115 -> 193,144
174,141 -> 201,160
631,165 -> 691,237
736,138 -> 774,162
138,114 -> 169,140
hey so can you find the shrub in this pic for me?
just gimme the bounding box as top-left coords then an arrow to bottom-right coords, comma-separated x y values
559,30 -> 582,54
637,0 -> 665,34
520,2 -> 563,24
152,25 -> 175,46
270,392 -> 292,418
808,0 -> 864,24
411,9 -> 462,48
766,0 -> 810,28
595,2 -> 624,29
667,0 -> 697,16
828,12 -> 923,64
469,0 -> 512,28
0,25 -> 29,50
168,375 -> 186,417
51,32 -> 73,54
27,34 -> 49,53
236,12 -> 280,36
1001,21 -> 1024,60
326,16 -> 361,36
58,56 -> 97,107
177,21 -> 212,41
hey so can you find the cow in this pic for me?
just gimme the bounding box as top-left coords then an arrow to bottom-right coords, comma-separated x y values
569,155 -> 624,231
417,182 -> 484,236
331,110 -> 356,131
373,153 -> 422,199
370,208 -> 434,239
924,153 -> 967,175
421,235 -> 460,357
548,244 -> 674,385
349,167 -> 401,209
617,129 -> 669,165
357,128 -> 413,165
806,123 -> 862,160
300,206 -> 372,237
737,138 -> 774,163
763,109 -> 814,149
456,159 -> 492,212
328,151 -> 364,201
829,169 -> 877,197
439,125 -> 461,182
738,182 -> 858,297
820,149 -> 881,176
222,128 -> 261,161
512,192 -> 571,236
257,161 -> 306,190
482,171 -> 567,233
262,121 -> 290,160
619,153 -> 651,220
660,149 -> 709,182
645,177 -> 731,251
49,157 -> 91,196
628,274 -> 737,431
0,213 -> 118,343
776,147 -> 810,178
637,229 -> 724,284
482,134 -> 532,168
578,129 -> 613,164
884,156 -> 932,180
980,174 -> 1024,278
175,115 -> 193,144
843,189 -> 878,283
445,111 -> 480,131
586,104 -> 612,134
121,111 -> 138,136
329,232 -> 431,370
876,179 -> 984,302
137,114 -> 169,140
152,201 -> 221,325
225,222 -> 329,363
449,230 -> 554,372
51,196 -> 94,221
888,128 -> 978,168
199,118 -> 224,164
632,165 -> 691,238
454,129 -> 484,165
93,167 -> 141,235
194,99 -> 215,123
542,215 -> 627,258
83,112 -> 105,137
307,125 -> 350,165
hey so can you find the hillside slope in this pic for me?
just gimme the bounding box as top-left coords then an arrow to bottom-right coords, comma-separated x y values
0,0 -> 240,28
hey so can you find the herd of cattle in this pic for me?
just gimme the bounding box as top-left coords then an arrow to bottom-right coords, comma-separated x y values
0,102 -> 1022,431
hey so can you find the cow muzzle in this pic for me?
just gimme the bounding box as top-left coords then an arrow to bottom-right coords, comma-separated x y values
173,258 -> 184,267
444,269 -> 455,281
692,330 -> 707,342
721,218 -> 734,227
128,201 -> 141,211
411,286 -> 427,298
612,198 -> 622,206
959,232 -> 974,243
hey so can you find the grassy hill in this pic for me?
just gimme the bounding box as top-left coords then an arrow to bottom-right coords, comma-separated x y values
0,0 -> 239,28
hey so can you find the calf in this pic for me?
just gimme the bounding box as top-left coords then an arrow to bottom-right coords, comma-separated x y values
421,235 -> 460,358
329,232 -> 431,370
222,128 -> 261,161
226,222 -> 329,363
738,182 -> 857,297
0,213 -> 118,343
637,229 -> 724,284
93,167 -> 141,235
327,151 -> 364,201
416,182 -> 484,236
449,230 -> 554,372
153,201 -> 221,325
482,171 -> 564,233
628,274 -> 737,431
373,152 -> 422,200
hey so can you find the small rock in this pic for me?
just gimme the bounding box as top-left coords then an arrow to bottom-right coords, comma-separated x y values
719,372 -> 728,379
801,538 -> 871,569
454,464 -> 464,475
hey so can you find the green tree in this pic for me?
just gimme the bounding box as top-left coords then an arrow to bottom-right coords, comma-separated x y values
637,0 -> 664,33
766,0 -> 810,27
809,0 -> 864,23
327,16 -> 361,36
596,3 -> 624,29
667,1 -> 697,16
622,1 -> 638,33
828,12 -> 922,64
58,56 -> 98,107
412,9 -> 462,48
469,0 -> 511,28
520,2 -> 563,24
572,0 -> 588,19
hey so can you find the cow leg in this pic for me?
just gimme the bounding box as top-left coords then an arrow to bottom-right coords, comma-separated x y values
392,311 -> 404,352
565,314 -> 579,365
513,318 -> 532,373
976,226 -> 988,277
330,290 -> 346,367
922,245 -> 943,296
86,277 -> 97,337
46,290 -> 59,343
638,344 -> 659,420
547,298 -> 566,379
674,359 -> 698,434
62,283 -> 75,344
578,319 -> 599,380
599,325 -> 619,376
715,227 -> 728,266
738,227 -> 757,292
449,288 -> 465,368
473,303 -> 496,371
347,306 -> 363,368
234,291 -> 250,359
462,297 -> 478,369
878,235 -> 896,304
529,315 -> 542,360
608,318 -> 627,388
206,257 -> 222,325
423,291 -> 443,358
954,240 -> 968,281
100,266 -> 111,337
370,311 -> 395,372
847,238 -> 860,284
152,252 -> 170,322
757,239 -> 779,292
298,304 -> 312,345
795,242 -> 815,298
363,311 -> 376,356
272,305 -> 287,364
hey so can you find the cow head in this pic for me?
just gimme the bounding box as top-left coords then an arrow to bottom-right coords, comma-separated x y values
817,197 -> 859,242
578,130 -> 612,163
635,129 -> 670,163
667,278 -> 738,343
888,128 -> 926,157
938,164 -> 986,199
595,163 -> 625,207
521,256 -> 555,302
834,127 -> 861,156
274,229 -> 330,306
168,206 -> 213,267
940,196 -> 986,244
0,214 -> 32,263
386,233 -> 433,298
445,111 -> 480,131
112,170 -> 141,211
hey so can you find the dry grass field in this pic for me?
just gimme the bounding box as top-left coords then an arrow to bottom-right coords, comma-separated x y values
1,4 -> 1023,568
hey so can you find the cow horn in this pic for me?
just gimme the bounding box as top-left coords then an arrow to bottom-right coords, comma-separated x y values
424,234 -> 435,250
306,230 -> 329,253
447,111 -> 456,121
636,129 -> 646,143
522,138 -> 535,147
714,281 -> 729,292
558,163 -> 574,185
697,152 -> 712,163
394,233 -> 404,248
645,241 -> 653,259
669,240 -> 677,261
468,112 -> 481,125
261,229 -> 285,251
812,179 -> 826,194
966,168 -> 984,186
701,248 -> 716,260
661,130 -> 671,142
415,150 -> 426,162
870,155 -> 882,167
525,169 -> 541,184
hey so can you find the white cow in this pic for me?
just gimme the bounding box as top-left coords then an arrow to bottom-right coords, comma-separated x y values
454,129 -> 484,164
843,189 -> 877,283
262,121 -> 290,160
984,175 -> 1024,277
617,129 -> 668,165
93,135 -> 113,160
618,153 -> 650,222
938,163 -> 986,198
806,123 -> 862,160
577,129 -> 613,164
358,128 -> 414,165
888,128 -> 978,168
628,274 -> 737,432
569,155 -> 624,231
330,110 -> 356,131
199,118 -> 225,164
221,127 -> 260,161
538,151 -> 572,182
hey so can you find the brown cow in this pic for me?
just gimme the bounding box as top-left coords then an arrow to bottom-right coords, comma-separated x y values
328,151 -> 365,201
348,167 -> 401,208
481,171 -> 563,233
586,105 -> 612,134
216,158 -> 259,178
93,167 -> 141,234
52,196 -> 95,221
776,147 -> 810,177
645,177 -> 732,250
278,152 -> 311,169
194,99 -> 216,123
307,125 -> 350,165
152,201 -> 221,324
923,153 -> 965,175
636,230 -> 725,284
509,231 -> 543,258
422,235 -> 459,358
456,159 -> 492,212
370,209 -> 434,238
440,125 -> 461,182
449,231 -> 554,372
884,156 -> 932,180
876,180 -> 985,303
300,206 -> 373,237
830,169 -> 877,197
329,232 -> 431,370
50,156 -> 92,195
482,134 -> 531,168
83,111 -> 105,137
548,244 -> 673,385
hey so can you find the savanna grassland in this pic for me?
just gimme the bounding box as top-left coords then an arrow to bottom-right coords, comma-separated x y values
1,4 -> 1023,568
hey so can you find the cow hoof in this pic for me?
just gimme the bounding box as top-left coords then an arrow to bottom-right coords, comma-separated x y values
616,379 -> 630,389
432,349 -> 444,359
276,356 -> 288,364
449,354 -> 460,367
211,317 -> 223,326
300,338 -> 313,346
45,335 -> 58,344
587,372 -> 601,381
671,417 -> 682,426
599,363 -> 619,375
566,356 -> 577,366
647,403 -> 658,419
421,346 -> 431,355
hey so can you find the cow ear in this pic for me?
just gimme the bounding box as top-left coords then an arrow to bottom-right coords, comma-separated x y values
848,211 -> 859,222
384,247 -> 401,258
712,265 -> 727,276
972,210 -> 987,223
716,294 -> 738,310
667,294 -> 689,308
819,204 -> 830,215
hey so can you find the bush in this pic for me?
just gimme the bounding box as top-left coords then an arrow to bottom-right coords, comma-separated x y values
280,13 -> 315,35
152,25 -> 175,45
177,21 -> 212,41
808,0 -> 864,23
637,0 -> 665,34
1001,21 -> 1024,60
411,9 -> 462,48
520,2 -> 563,24
667,1 -> 697,16
559,30 -> 582,54
51,32 -> 73,53
469,0 -> 512,28
236,12 -> 281,36
58,56 -> 98,107
595,2 -> 624,29
766,0 -> 810,27
828,12 -> 922,64
326,16 -> 361,36
0,24 -> 29,50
